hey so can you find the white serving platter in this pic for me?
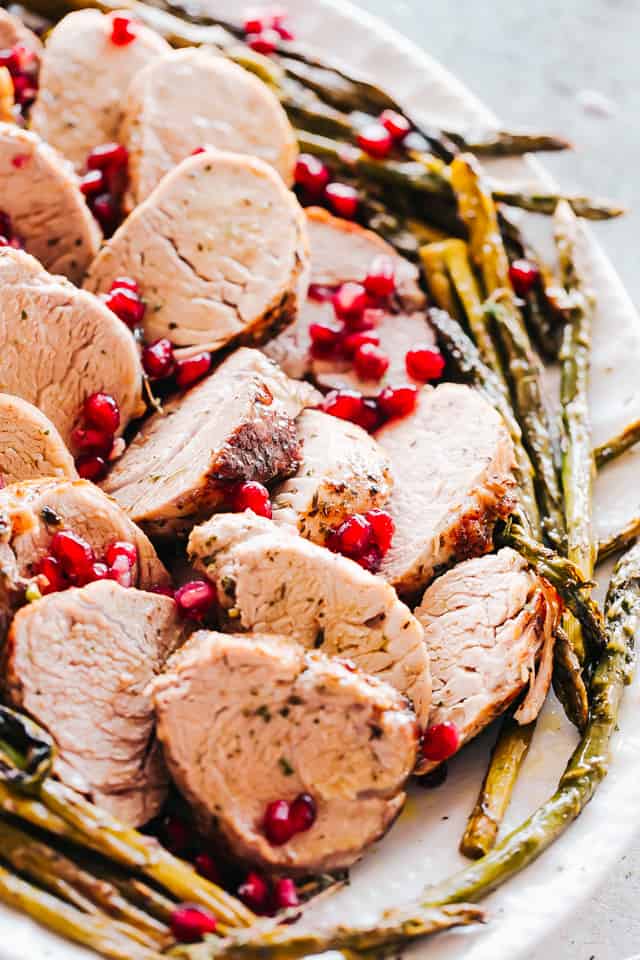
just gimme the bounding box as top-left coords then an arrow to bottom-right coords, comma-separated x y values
3,1 -> 640,958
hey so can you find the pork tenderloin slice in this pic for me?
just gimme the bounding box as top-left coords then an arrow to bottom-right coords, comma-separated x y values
188,512 -> 431,724
121,48 -> 297,208
151,630 -> 418,874
414,548 -> 559,774
272,408 -> 392,544
0,394 -> 76,484
0,10 -> 42,56
85,149 -> 309,350
0,123 -> 101,284
102,348 -> 318,537
376,383 -> 517,598
0,247 -> 144,445
31,9 -> 169,171
4,580 -> 184,826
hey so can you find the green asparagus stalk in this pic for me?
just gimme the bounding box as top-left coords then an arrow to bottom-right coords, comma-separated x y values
492,188 -> 624,220
0,706 -> 54,788
594,418 -> 640,469
597,517 -> 640,564
444,129 -> 571,156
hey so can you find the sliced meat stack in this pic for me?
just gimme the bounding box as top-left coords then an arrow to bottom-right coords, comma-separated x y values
414,548 -> 559,774
4,580 -> 183,825
264,206 -> 433,391
0,395 -> 76,484
188,512 -> 431,723
272,408 -> 392,544
151,631 -> 418,873
31,9 -> 170,170
0,247 -> 144,445
376,383 -> 516,597
121,48 -> 297,207
85,149 -> 309,349
102,348 -> 317,537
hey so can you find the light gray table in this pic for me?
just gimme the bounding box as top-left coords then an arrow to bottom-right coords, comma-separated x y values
355,2 -> 640,957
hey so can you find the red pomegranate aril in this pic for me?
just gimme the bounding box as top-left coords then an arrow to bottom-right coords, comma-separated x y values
142,338 -> 175,379
422,721 -> 460,762
356,398 -> 383,433
353,342 -> 390,381
307,283 -> 336,303
108,555 -> 133,587
243,9 -> 265,33
84,392 -> 120,434
50,530 -> 95,580
308,318 -> 345,349
332,514 -> 372,557
405,346 -> 445,383
37,555 -> 65,595
104,287 -> 145,328
332,282 -> 368,322
366,508 -> 395,554
170,905 -> 217,944
111,276 -> 139,294
324,181 -> 358,219
357,122 -> 393,159
321,389 -> 365,423
379,109 -> 411,142
377,383 -> 418,421
274,877 -> 299,910
0,46 -> 22,74
288,793 -> 316,834
294,154 -> 329,195
11,154 -> 29,169
238,872 -> 270,912
356,544 -> 383,573
232,481 -> 272,519
509,258 -> 539,297
348,306 -> 383,333
71,427 -> 114,457
76,454 -> 108,481
273,21 -> 294,40
194,853 -> 220,884
263,799 -> 294,845
87,142 -> 128,172
91,561 -> 109,581
342,330 -> 380,358
79,169 -> 105,196
110,14 -> 137,45
90,192 -> 118,233
105,540 -> 137,568
174,580 -> 216,621
175,353 -> 212,389
364,255 -> 396,297
247,28 -> 279,54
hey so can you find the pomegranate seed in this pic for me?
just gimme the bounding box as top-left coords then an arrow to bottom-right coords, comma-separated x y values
12,77 -> 37,106
175,353 -> 212,389
87,142 -> 128,173
509,258 -> 539,297
76,455 -> 108,481
36,555 -> 65,594
274,878 -> 299,910
91,561 -> 109,581
332,282 -> 368,323
110,14 -> 137,45
294,154 -> 330,195
11,154 -> 29,169
79,169 -> 106,196
170,905 -> 217,944
107,555 -> 133,587
325,182 -> 358,219
379,109 -> 411,142
405,346 -> 445,383
84,393 -> 120,434
0,46 -> 22,73
111,276 -> 139,294
349,306 -> 382,333
356,544 -> 383,572
142,338 -> 175,379
243,9 -> 265,34
288,793 -> 316,833
163,815 -> 192,855
263,799 -> 294,845
232,481 -> 272,519
238,872 -> 270,912
273,21 -> 293,40
105,540 -> 137,568
71,427 -> 114,457
353,342 -> 389,381
247,28 -> 279,54
174,580 -> 216,621
309,318 -> 344,349
50,530 -> 95,580
366,509 -> 395,554
194,853 -> 219,884
377,383 -> 418,421
331,514 -> 372,557
357,122 -> 393,159
422,721 -> 460,762
307,283 -> 336,303
104,288 -> 145,328
343,331 -> 380,358
356,398 -> 383,433
90,192 -> 119,233
364,255 -> 396,297
321,389 -> 365,423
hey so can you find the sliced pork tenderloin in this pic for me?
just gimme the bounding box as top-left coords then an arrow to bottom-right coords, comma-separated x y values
272,408 -> 392,544
151,630 -> 418,873
0,10 -> 42,57
0,247 -> 144,445
187,512 -> 431,723
4,580 -> 183,825
414,548 -> 559,774
102,348 -> 318,538
376,383 -> 516,598
121,48 -> 297,207
31,9 -> 169,171
0,394 -> 76,484
85,149 -> 309,350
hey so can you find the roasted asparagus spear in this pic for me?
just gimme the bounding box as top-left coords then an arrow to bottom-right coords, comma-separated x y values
594,417 -> 640,468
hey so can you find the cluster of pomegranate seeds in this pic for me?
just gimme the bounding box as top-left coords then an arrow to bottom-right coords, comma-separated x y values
142,337 -> 211,392
327,508 -> 394,572
263,792 -> 316,846
379,109 -> 412,142
356,109 -> 412,160
421,721 -> 460,763
174,580 -> 217,622
509,258 -> 540,297
82,142 -> 129,235
170,904 -> 217,944
103,277 -> 146,330
293,154 -> 360,220
36,533 -> 138,594
110,14 -> 138,46
72,392 -> 121,480
321,382 -> 419,433
0,43 -> 38,114
0,210 -> 23,249
243,5 -> 294,53
231,480 -> 272,518
237,871 -> 299,915
405,345 -> 446,383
